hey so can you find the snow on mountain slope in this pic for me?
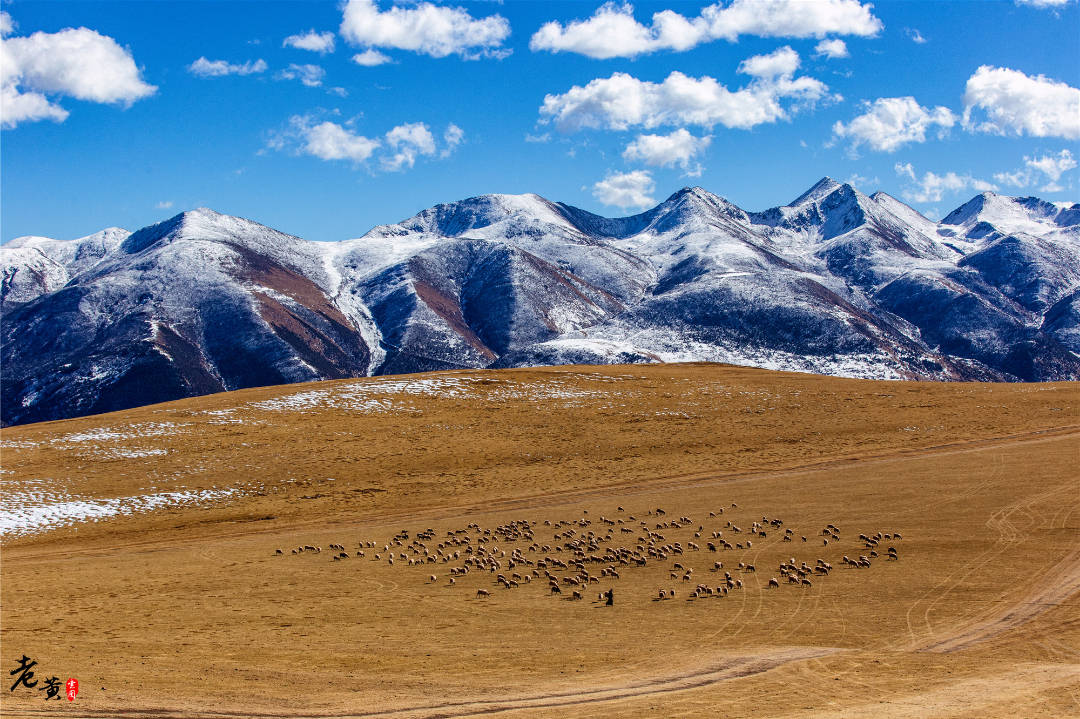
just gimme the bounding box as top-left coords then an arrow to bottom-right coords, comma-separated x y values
3,180 -> 1078,426
1,228 -> 130,309
2,210 -> 372,425
941,193 -> 1080,240
1,246 -> 69,307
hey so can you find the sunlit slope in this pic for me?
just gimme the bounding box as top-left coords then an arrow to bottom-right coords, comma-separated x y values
1,363 -> 1077,717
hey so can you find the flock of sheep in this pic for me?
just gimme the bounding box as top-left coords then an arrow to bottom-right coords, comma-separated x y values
275,504 -> 902,604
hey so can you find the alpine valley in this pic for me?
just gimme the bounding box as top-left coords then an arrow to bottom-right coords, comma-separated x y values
3,178 -> 1078,426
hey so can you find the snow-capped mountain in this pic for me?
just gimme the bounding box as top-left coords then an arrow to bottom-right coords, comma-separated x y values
3,180 -> 1078,425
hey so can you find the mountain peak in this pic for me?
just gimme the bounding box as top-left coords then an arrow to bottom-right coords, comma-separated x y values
789,177 -> 842,207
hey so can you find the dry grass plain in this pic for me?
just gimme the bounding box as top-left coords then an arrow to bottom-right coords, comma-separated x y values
1,362 -> 1078,718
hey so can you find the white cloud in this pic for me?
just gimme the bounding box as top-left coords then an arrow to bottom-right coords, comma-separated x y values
702,0 -> 883,41
286,118 -> 382,163
831,96 -> 955,154
1027,148 -> 1077,182
814,38 -> 848,59
993,169 -> 1030,187
1015,0 -> 1071,7
339,0 -> 510,59
352,49 -> 392,66
328,86 -> 348,98
905,27 -> 927,44
530,2 -> 703,60
284,30 -> 335,54
271,115 -> 461,172
540,54 -> 832,133
993,149 -> 1077,188
277,64 -> 325,87
2,27 -> 156,128
845,173 -> 878,188
623,128 -> 711,171
382,122 -> 437,171
963,65 -> 1080,139
0,84 -> 69,127
525,132 -> 551,143
1,11 -> 15,37
156,200 -> 174,209
895,162 -> 996,203
441,123 -> 464,158
737,45 -> 800,78
593,170 -> 655,210
188,57 -> 267,77
530,0 -> 881,59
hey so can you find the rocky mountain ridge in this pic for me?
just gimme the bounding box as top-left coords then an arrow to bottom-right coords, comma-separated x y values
3,179 -> 1078,425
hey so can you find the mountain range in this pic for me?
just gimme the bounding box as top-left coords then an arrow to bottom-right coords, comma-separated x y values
3,178 -> 1078,426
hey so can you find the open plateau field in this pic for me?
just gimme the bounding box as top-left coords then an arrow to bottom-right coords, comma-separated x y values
1,362 -> 1078,717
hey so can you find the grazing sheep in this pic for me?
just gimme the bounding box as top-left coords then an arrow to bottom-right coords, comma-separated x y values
476,589 -> 490,599
572,590 -> 583,600
429,575 -> 437,583
801,578 -> 812,587
768,578 -> 780,588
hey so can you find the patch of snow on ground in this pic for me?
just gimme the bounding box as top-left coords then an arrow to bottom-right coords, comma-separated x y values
53,422 -> 191,445
0,483 -> 242,539
1,439 -> 40,449
245,374 -> 628,414
98,447 -> 169,459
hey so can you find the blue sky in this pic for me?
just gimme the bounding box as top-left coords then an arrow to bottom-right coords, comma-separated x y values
2,0 -> 1078,244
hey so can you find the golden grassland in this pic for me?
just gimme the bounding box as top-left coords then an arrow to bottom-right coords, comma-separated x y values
1,363 -> 1078,717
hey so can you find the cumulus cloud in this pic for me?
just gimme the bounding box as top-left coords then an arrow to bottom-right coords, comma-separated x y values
905,27 -> 927,44
283,30 -> 335,54
963,66 -> 1080,139
156,200 -> 174,209
1015,0 -> 1071,7
2,27 -> 156,128
270,114 -> 461,171
530,0 -> 881,59
814,38 -> 848,58
277,63 -> 325,87
831,96 -> 955,154
277,117 -> 381,163
339,0 -> 510,59
1,11 -> 14,36
993,149 -> 1077,190
441,123 -> 464,158
623,128 -> 711,172
895,162 -> 996,203
382,122 -> 437,171
188,57 -> 267,77
593,170 -> 656,210
1027,148 -> 1077,182
738,45 -> 800,78
540,50 -> 832,133
352,49 -> 392,66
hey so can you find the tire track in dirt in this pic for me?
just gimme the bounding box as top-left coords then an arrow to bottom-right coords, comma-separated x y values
3,647 -> 840,719
914,547 -> 1080,653
901,478 -> 1077,650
